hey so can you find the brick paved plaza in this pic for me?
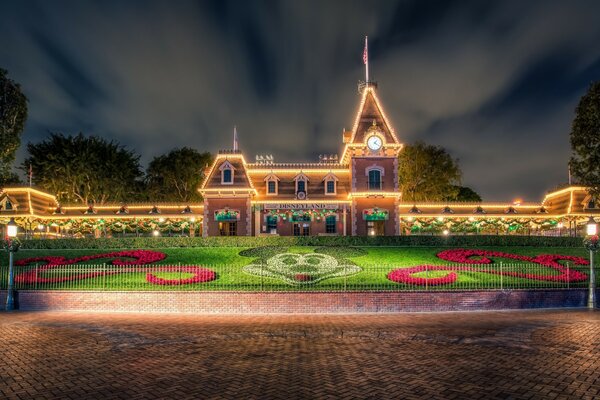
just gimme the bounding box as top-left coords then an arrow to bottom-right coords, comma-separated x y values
0,310 -> 598,399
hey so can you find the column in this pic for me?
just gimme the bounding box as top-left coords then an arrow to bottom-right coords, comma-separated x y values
343,205 -> 347,236
254,205 -> 261,236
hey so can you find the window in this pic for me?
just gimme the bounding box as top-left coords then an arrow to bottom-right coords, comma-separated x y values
266,215 -> 277,233
326,180 -> 335,194
323,172 -> 338,195
220,160 -> 235,184
368,169 -> 381,190
297,180 -> 306,193
294,173 -> 309,195
325,215 -> 336,234
264,174 -> 279,195
222,169 -> 232,183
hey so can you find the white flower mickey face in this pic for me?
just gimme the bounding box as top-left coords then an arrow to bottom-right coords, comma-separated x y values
243,253 -> 361,285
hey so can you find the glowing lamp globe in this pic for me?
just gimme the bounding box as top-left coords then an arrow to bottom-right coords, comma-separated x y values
7,218 -> 18,238
586,216 -> 597,236
152,230 -> 160,237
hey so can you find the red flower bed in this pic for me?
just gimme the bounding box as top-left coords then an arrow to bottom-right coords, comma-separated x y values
388,249 -> 589,286
146,266 -> 216,285
13,250 -> 216,286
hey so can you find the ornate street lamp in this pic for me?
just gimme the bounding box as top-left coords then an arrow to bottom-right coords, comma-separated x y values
4,218 -> 21,311
584,216 -> 598,309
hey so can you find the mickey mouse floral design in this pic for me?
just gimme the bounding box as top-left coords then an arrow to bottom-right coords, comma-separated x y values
243,252 -> 361,285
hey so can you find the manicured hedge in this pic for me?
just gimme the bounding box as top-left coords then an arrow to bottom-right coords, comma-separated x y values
7,235 -> 586,250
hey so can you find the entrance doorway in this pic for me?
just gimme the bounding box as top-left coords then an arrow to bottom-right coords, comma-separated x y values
293,223 -> 310,236
367,220 -> 384,236
219,222 -> 237,236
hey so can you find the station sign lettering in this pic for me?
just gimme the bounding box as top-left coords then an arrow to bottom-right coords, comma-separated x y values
264,203 -> 338,210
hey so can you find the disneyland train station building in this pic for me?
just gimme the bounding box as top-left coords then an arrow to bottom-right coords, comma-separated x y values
0,84 -> 598,238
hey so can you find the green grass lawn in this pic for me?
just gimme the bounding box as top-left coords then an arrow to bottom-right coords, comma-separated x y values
0,245 -> 592,291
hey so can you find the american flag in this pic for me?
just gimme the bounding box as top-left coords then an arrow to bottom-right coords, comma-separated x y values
363,36 -> 368,65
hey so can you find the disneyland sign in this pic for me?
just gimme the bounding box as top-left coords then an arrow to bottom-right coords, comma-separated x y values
264,203 -> 339,210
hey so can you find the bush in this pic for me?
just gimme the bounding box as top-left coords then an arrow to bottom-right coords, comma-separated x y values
238,246 -> 289,259
12,235 -> 586,250
314,246 -> 368,258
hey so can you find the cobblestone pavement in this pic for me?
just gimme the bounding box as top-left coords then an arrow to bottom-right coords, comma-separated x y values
0,310 -> 598,400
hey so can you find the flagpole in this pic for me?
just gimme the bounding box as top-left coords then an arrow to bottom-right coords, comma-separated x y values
233,125 -> 238,151
365,36 -> 369,84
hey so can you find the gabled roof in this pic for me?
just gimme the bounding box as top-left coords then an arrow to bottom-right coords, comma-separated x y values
0,187 -> 59,217
341,86 -> 401,162
293,172 -> 309,182
263,173 -> 280,181
322,172 -> 339,181
199,153 -> 257,194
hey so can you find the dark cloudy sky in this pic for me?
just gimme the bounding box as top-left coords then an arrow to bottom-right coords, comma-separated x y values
2,0 -> 600,201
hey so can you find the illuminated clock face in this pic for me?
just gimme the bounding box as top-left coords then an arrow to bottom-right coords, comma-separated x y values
367,135 -> 382,151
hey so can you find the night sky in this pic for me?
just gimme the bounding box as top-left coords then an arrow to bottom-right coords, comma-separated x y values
2,0 -> 600,201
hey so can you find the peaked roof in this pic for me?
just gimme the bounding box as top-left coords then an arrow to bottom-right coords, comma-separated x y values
199,153 -> 257,194
341,86 -> 401,162
349,87 -> 400,145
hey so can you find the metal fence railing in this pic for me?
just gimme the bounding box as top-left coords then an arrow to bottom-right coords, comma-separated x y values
0,262 -> 596,292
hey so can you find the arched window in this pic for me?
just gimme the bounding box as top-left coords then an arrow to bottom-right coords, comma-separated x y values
323,172 -> 338,195
223,169 -> 232,183
220,160 -> 235,185
264,173 -> 279,195
367,169 -> 382,190
294,173 -> 309,196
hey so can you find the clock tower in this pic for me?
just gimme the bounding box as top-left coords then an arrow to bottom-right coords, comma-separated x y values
341,85 -> 403,236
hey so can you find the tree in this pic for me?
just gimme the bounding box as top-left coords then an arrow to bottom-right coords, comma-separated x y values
449,186 -> 482,202
23,133 -> 143,204
146,147 -> 213,202
398,141 -> 462,202
0,68 -> 28,185
570,81 -> 600,198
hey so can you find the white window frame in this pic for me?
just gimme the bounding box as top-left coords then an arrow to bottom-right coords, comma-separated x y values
323,172 -> 338,196
264,173 -> 280,196
365,166 -> 384,191
294,173 -> 309,195
219,160 -> 235,185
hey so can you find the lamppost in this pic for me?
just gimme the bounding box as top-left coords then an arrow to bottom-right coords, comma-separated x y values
4,218 -> 20,311
584,216 -> 598,309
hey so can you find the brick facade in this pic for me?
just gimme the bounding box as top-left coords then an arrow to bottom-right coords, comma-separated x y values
1,289 -> 597,313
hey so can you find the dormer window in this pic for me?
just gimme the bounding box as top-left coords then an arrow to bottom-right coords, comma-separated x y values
297,180 -> 306,193
219,160 -> 235,185
0,196 -> 16,211
366,166 -> 384,191
323,172 -> 338,195
264,173 -> 280,196
294,173 -> 309,198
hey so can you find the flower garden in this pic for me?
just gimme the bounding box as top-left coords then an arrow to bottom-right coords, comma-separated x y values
0,244 -> 594,291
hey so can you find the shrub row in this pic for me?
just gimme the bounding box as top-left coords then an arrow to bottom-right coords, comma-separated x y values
8,235 -> 586,250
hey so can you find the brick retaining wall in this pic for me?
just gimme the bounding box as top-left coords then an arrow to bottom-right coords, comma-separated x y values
1,289 -> 598,313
